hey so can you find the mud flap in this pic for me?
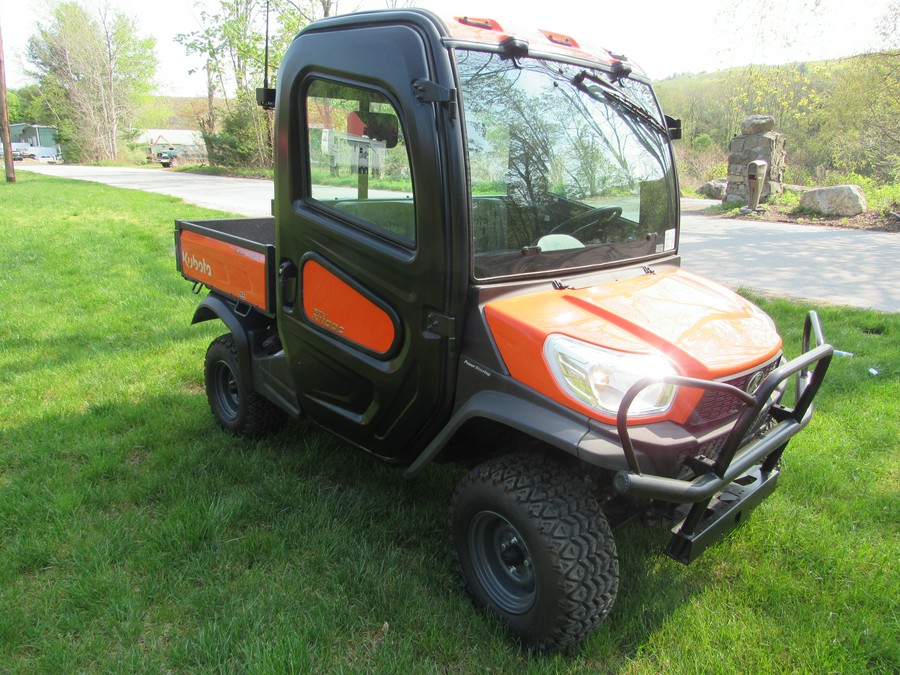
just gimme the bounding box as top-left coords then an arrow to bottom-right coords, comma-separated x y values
665,465 -> 780,565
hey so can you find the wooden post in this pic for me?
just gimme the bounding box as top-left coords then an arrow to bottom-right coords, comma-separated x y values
0,21 -> 15,183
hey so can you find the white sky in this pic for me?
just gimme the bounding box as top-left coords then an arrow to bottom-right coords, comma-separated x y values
0,0 -> 892,97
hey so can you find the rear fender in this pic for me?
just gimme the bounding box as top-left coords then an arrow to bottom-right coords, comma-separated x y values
191,293 -> 265,386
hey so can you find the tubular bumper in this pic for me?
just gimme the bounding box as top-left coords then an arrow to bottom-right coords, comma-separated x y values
613,311 -> 832,503
614,312 -> 832,563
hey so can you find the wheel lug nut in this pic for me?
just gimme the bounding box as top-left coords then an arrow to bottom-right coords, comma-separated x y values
510,537 -> 518,546
523,559 -> 530,568
508,565 -> 517,574
500,542 -> 507,551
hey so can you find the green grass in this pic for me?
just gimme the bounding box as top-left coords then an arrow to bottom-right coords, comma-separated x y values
1,173 -> 898,672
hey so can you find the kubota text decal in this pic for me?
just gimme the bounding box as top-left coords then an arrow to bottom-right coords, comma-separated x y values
179,229 -> 268,310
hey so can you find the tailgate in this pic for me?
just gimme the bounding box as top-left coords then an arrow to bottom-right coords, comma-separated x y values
175,218 -> 276,314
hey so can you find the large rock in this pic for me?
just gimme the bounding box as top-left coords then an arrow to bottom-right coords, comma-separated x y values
740,114 -> 776,135
698,178 -> 727,200
799,185 -> 867,217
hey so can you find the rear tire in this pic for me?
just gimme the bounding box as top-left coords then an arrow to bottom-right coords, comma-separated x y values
204,334 -> 286,438
450,453 -> 619,650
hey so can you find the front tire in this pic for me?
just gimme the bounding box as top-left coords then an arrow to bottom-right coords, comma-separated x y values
450,453 -> 619,650
204,334 -> 286,438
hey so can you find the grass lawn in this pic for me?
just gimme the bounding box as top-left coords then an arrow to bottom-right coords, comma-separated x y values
1,172 -> 897,672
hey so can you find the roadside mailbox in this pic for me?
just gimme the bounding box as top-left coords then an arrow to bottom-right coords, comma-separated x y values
746,159 -> 768,211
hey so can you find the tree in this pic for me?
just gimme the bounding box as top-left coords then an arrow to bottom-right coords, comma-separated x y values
26,2 -> 156,163
176,0 -> 336,168
6,90 -> 21,123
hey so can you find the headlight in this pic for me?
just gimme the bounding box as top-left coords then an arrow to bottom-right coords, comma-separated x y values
543,335 -> 678,417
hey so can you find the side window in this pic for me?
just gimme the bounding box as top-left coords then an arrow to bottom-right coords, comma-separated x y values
306,80 -> 416,245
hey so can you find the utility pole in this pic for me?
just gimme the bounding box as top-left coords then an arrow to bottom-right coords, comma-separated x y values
0,20 -> 15,183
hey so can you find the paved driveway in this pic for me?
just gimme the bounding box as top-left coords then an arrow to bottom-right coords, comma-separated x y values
680,201 -> 900,313
18,165 -> 900,312
19,163 -> 274,217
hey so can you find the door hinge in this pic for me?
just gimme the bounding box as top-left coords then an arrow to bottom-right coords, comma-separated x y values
424,310 -> 458,357
412,79 -> 457,122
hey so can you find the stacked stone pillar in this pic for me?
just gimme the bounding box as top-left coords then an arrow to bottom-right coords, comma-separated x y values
724,115 -> 786,204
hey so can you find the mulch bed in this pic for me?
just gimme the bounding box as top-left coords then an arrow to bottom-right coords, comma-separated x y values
733,202 -> 900,233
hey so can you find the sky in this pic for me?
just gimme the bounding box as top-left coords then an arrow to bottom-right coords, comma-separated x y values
0,0 -> 893,97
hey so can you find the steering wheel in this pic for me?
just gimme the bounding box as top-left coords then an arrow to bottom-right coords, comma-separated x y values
548,206 -> 623,243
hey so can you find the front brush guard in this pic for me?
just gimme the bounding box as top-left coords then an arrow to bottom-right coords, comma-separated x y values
612,311 -> 832,563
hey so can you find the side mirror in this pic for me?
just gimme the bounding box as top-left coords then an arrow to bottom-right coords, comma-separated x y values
256,87 -> 276,110
665,115 -> 682,141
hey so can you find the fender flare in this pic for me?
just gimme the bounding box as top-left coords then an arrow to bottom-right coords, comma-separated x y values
403,390 -> 591,478
192,294 -> 255,386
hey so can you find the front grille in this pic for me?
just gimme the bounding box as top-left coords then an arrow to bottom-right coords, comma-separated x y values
687,356 -> 781,427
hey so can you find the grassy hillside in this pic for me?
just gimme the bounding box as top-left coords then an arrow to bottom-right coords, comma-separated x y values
654,53 -> 899,187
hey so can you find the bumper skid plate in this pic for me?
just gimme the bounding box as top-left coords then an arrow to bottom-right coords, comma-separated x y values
665,465 -> 779,564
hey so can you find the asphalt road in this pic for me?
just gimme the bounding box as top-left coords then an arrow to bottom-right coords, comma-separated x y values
18,164 -> 900,312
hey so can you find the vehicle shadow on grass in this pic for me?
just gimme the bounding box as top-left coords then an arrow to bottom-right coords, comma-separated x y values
593,524 -> 709,658
2,393 -> 709,666
3,322 -> 211,379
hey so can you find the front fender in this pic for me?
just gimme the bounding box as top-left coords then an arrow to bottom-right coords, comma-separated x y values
403,390 -> 592,478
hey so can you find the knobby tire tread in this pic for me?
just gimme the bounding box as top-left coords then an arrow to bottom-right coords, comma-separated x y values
450,453 -> 619,650
206,334 -> 286,438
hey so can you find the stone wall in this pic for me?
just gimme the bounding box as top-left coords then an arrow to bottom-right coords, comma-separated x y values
724,115 -> 786,204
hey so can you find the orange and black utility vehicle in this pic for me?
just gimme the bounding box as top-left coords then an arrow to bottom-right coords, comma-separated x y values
175,10 -> 833,649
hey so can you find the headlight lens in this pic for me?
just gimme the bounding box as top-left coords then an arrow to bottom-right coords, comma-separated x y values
543,335 -> 678,417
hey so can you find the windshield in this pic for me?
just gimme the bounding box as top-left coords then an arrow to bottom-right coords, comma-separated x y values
457,50 -> 677,280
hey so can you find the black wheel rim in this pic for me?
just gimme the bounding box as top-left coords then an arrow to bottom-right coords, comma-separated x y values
468,511 -> 536,614
212,361 -> 240,421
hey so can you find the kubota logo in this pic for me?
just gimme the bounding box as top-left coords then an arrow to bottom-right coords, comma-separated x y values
746,371 -> 766,395
183,251 -> 212,276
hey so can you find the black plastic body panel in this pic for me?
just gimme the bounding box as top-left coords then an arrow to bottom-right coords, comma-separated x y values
191,292 -> 300,418
271,10 -> 468,463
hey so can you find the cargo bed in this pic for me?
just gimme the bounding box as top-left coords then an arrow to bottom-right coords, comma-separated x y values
175,217 -> 276,315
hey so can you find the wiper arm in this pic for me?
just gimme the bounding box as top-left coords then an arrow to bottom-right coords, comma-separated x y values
572,70 -> 668,136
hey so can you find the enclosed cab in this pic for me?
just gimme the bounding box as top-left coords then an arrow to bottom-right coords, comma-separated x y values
176,10 -> 832,650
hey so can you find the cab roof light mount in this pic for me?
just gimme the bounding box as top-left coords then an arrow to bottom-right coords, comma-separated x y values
539,29 -> 579,48
456,16 -> 503,31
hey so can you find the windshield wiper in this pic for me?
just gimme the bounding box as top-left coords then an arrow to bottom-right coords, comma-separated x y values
572,70 -> 668,137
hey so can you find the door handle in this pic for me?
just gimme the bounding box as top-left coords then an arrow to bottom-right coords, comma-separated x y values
279,260 -> 298,310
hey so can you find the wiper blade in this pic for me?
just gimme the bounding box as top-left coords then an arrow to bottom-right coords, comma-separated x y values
572,70 -> 668,136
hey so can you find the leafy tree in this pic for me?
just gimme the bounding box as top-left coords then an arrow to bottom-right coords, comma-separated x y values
26,2 -> 156,162
176,0 -> 335,168
11,85 -> 43,123
6,91 -> 22,123
28,2 -> 156,161
829,2 -> 899,181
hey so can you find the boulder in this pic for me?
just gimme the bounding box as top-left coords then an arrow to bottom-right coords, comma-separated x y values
799,185 -> 867,217
698,178 -> 727,200
740,114 -> 776,135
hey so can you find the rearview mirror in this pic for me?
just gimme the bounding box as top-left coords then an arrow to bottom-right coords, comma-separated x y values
347,111 -> 399,149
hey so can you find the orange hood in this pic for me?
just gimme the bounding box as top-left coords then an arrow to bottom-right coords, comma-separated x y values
483,269 -> 782,423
